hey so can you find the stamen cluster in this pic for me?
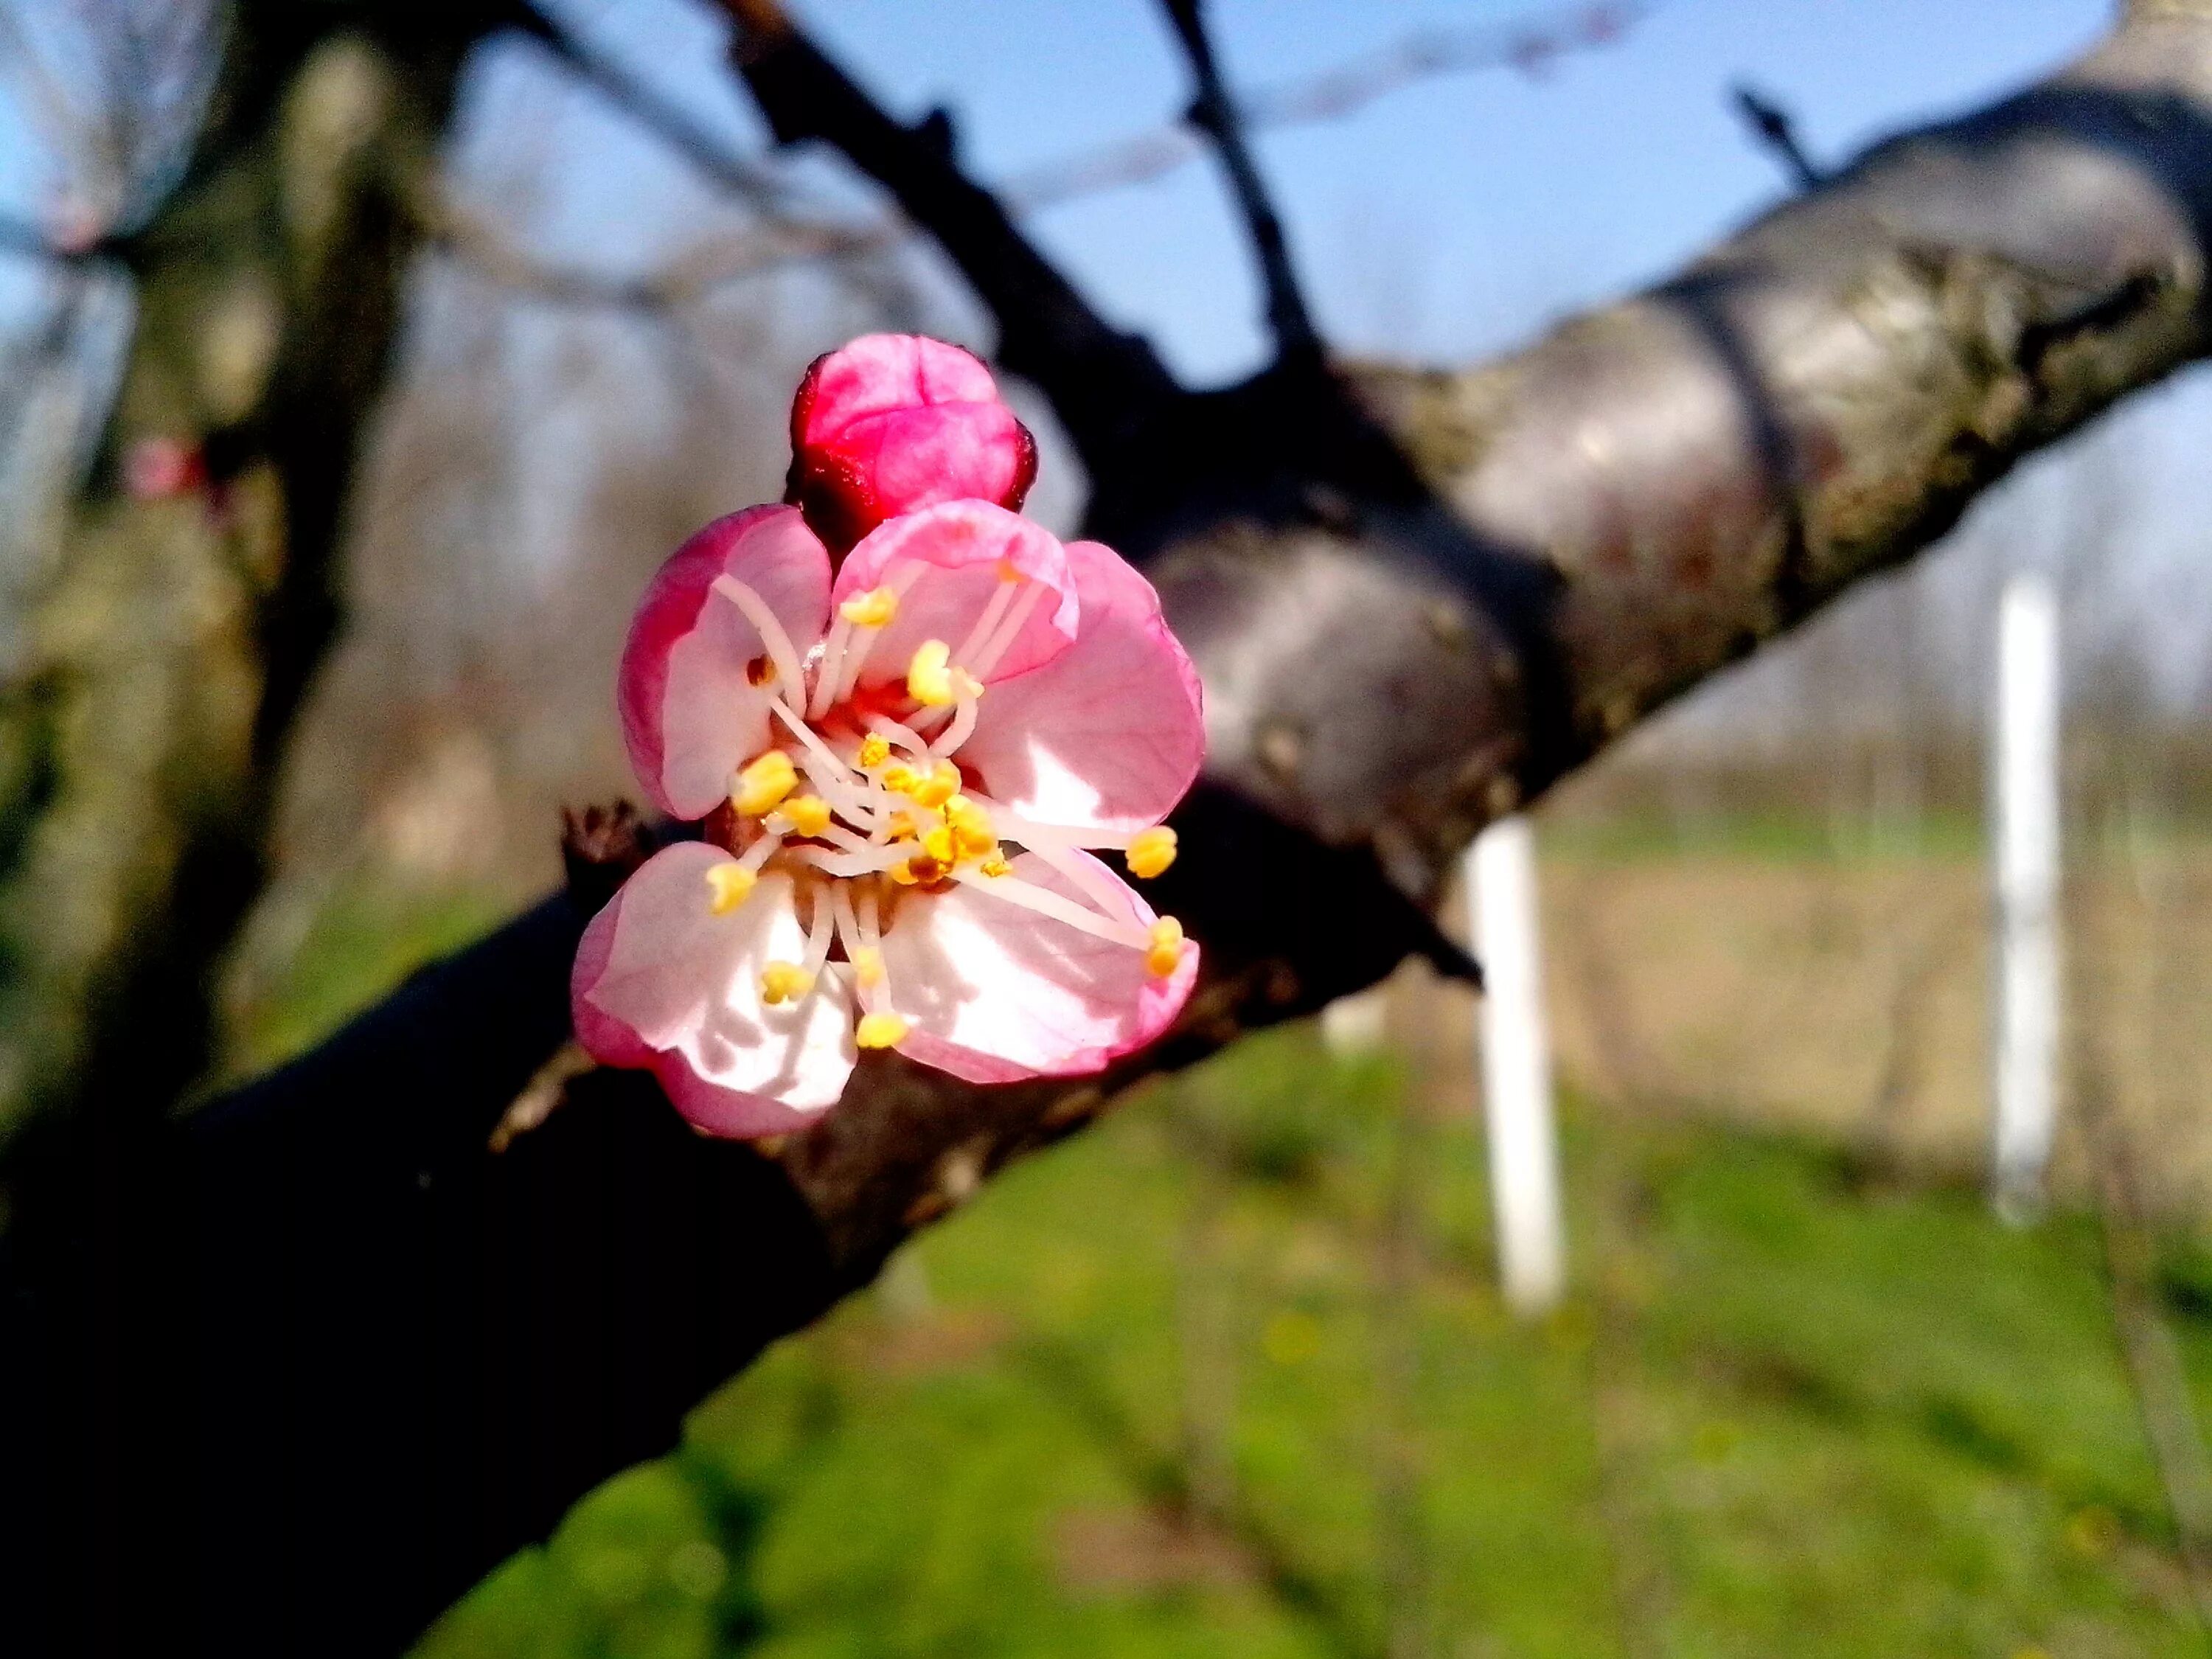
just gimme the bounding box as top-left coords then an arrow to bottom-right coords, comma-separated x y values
696,555 -> 1181,1058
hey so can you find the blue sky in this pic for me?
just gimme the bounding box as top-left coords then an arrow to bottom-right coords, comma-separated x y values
782,0 -> 2113,382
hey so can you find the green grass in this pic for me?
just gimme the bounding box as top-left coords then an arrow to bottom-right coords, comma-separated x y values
1534,806 -> 1992,866
415,1030 -> 2208,1659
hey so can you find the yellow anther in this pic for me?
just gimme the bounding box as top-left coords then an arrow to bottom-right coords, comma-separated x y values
852,946 -> 885,988
1126,826 -> 1178,880
1144,917 -> 1185,978
779,794 -> 832,837
979,855 -> 1012,879
886,811 -> 916,841
945,794 -> 997,859
703,863 -> 757,915
856,733 -> 891,769
855,1012 -> 908,1049
839,586 -> 898,628
890,855 -> 945,887
882,762 -> 917,795
733,748 -> 797,816
907,639 -> 956,706
922,824 -> 957,866
911,759 -> 961,810
759,961 -> 814,1005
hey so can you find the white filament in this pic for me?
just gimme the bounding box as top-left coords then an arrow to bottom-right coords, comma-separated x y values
801,885 -> 835,975
949,865 -> 1150,949
965,793 -> 1133,852
928,686 -> 980,758
711,575 -> 807,700
952,573 -> 1020,669
865,712 -> 933,759
834,560 -> 930,704
807,613 -> 854,719
829,883 -> 882,1014
964,577 -> 1048,680
1008,837 -> 1130,917
787,843 -> 912,879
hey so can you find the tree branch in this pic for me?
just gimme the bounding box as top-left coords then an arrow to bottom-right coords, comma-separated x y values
15,5 -> 2212,1653
717,0 -> 1183,465
1159,0 -> 1321,364
515,4 -> 804,220
1730,83 -> 1825,189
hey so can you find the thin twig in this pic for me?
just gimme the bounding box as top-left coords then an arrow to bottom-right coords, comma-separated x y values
1729,83 -> 1824,190
1158,0 -> 1320,364
518,4 -> 790,212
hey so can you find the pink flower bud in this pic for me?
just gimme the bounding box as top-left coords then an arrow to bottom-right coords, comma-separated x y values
786,333 -> 1037,553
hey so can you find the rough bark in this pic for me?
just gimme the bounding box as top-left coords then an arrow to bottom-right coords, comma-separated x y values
10,4 -> 2212,1656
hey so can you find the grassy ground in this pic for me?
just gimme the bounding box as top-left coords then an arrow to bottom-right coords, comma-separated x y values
414,1026 -> 2212,1659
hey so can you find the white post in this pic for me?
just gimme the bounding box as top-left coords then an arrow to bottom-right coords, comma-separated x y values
1991,571 -> 2062,1221
1467,815 -> 1565,1313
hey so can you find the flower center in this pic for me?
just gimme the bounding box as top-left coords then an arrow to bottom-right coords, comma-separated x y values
699,561 -> 1183,1044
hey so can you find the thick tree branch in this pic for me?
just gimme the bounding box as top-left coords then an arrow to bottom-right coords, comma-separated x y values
15,7 -> 2212,1655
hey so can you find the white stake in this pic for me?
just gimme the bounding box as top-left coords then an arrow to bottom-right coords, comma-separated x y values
1991,571 -> 2062,1222
1467,815 -> 1565,1313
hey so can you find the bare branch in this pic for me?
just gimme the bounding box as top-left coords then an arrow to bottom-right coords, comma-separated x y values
1730,82 -> 1825,189
515,3 -> 799,218
1158,0 -> 1321,364
718,0 -> 1183,466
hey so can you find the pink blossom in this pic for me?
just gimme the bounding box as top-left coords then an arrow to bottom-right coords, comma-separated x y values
573,494 -> 1203,1135
786,333 -> 1038,552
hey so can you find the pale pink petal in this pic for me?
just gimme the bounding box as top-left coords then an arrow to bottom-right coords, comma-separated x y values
571,843 -> 857,1135
832,500 -> 1079,687
956,539 -> 1204,833
876,849 -> 1196,1085
789,335 -> 1036,549
619,505 -> 831,820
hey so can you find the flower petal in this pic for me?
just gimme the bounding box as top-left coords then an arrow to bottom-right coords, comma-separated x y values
789,334 -> 1037,549
619,505 -> 831,820
835,500 -> 1079,687
876,849 -> 1196,1085
955,538 -> 1205,833
571,843 -> 857,1135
